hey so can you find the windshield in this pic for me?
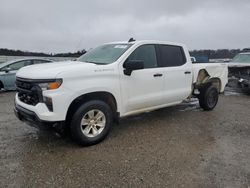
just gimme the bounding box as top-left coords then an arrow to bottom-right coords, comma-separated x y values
231,54 -> 250,63
0,60 -> 15,68
78,44 -> 132,64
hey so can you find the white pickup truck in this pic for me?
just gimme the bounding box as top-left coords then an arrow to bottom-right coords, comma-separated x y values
14,40 -> 228,146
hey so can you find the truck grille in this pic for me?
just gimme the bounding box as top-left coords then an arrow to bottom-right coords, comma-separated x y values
16,77 -> 43,106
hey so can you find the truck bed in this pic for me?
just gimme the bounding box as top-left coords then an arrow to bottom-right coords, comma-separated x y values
192,63 -> 228,92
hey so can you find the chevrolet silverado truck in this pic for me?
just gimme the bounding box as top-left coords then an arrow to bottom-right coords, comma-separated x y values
14,40 -> 228,146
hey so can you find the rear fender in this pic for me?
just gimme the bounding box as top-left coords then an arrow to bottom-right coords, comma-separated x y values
195,69 -> 222,92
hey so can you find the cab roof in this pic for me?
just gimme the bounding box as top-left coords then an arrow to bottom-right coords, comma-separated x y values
106,40 -> 185,47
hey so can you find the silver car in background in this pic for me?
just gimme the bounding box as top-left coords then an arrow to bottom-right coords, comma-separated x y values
0,58 -> 53,90
228,52 -> 250,93
228,52 -> 250,67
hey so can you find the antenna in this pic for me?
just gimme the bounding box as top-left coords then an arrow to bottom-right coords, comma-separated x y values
128,38 -> 136,42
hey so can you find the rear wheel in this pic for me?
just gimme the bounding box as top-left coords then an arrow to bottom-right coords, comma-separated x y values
70,100 -> 113,146
198,85 -> 219,111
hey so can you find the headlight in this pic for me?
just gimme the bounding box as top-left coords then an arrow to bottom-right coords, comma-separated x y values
38,79 -> 62,91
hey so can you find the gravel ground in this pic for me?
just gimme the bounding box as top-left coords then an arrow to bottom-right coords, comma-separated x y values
0,91 -> 250,188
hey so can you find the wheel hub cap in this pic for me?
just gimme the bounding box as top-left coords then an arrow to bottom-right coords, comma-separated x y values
80,109 -> 106,138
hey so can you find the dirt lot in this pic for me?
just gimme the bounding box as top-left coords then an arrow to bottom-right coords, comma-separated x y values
0,91 -> 250,188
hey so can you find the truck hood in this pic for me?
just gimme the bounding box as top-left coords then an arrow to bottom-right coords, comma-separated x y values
16,61 -> 96,79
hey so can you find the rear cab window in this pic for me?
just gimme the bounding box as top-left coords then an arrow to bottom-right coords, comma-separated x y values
158,45 -> 186,67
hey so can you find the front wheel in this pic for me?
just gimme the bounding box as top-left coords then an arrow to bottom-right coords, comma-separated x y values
198,85 -> 219,111
70,100 -> 113,146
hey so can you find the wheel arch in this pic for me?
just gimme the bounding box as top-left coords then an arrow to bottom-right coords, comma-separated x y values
195,69 -> 222,92
205,77 -> 222,92
66,91 -> 118,124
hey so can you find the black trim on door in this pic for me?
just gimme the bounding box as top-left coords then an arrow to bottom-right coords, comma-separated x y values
153,73 -> 163,77
184,71 -> 191,74
155,44 -> 162,68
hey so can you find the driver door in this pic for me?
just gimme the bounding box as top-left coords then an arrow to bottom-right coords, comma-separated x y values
120,44 -> 165,114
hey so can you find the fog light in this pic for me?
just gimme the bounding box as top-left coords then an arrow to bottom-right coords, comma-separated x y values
44,96 -> 53,112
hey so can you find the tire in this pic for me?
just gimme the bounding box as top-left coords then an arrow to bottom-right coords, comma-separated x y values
70,100 -> 113,146
0,81 -> 3,90
198,85 -> 219,111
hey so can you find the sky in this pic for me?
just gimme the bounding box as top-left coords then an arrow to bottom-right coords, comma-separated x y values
0,0 -> 250,53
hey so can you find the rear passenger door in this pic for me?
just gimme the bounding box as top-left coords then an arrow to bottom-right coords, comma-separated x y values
157,44 -> 192,103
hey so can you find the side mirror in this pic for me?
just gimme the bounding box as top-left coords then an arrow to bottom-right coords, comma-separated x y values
123,60 -> 144,76
190,57 -> 196,63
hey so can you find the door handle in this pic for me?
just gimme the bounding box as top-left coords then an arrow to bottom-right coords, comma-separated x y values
153,73 -> 163,77
184,71 -> 191,74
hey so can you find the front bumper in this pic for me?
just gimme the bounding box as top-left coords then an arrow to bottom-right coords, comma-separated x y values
15,90 -> 69,121
14,77 -> 73,129
14,103 -> 55,129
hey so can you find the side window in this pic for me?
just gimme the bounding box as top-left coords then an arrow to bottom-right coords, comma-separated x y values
8,60 -> 32,70
127,45 -> 158,69
0,66 -> 8,72
159,45 -> 186,67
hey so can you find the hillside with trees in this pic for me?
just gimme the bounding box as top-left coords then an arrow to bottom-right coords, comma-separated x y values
190,49 -> 240,59
0,49 -> 86,58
